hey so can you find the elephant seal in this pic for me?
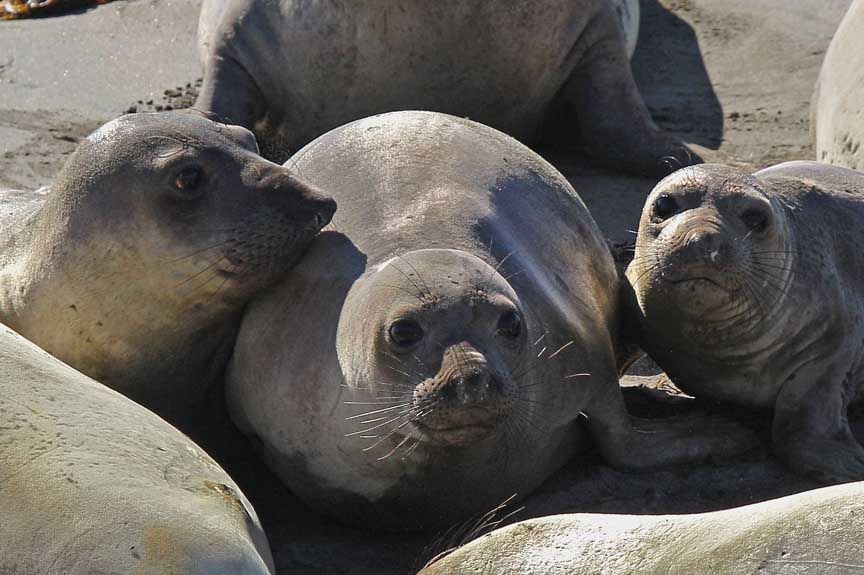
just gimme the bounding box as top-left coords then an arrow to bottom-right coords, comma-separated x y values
812,0 -> 864,169
419,481 -> 864,575
0,110 -> 335,431
195,0 -> 694,175
0,322 -> 274,574
625,160 -> 864,483
227,111 -> 750,532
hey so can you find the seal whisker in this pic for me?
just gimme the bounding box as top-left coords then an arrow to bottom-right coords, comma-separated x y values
175,255 -> 228,288
547,340 -> 574,359
394,256 -> 435,302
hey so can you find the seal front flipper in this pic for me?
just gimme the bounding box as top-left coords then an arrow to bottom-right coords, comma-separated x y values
559,1 -> 701,177
772,364 -> 864,483
584,386 -> 760,471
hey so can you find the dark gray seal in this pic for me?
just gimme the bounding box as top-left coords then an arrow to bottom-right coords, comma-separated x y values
626,160 -> 864,483
0,110 -> 335,431
195,0 -> 697,175
226,111 -> 749,532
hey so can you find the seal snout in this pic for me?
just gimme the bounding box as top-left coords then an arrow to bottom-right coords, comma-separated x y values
413,342 -> 508,446
256,166 -> 337,231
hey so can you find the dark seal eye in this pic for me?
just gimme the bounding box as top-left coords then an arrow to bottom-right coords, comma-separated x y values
741,209 -> 768,233
174,166 -> 204,194
388,319 -> 424,349
654,194 -> 679,219
497,310 -> 522,339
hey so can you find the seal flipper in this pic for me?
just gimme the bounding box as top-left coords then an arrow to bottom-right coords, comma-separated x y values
584,384 -> 760,471
196,52 -> 268,149
772,365 -> 864,483
558,2 -> 700,177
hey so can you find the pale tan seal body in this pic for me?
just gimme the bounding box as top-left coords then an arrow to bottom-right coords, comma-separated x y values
626,160 -> 864,483
0,111 -> 335,431
0,322 -> 273,574
419,481 -> 864,575
195,0 -> 694,175
812,0 -> 864,169
227,111 -> 749,532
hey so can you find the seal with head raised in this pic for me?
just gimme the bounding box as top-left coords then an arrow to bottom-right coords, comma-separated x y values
227,111 -> 750,532
0,110 -> 336,431
626,160 -> 864,483
195,0 -> 694,175
0,322 -> 274,574
419,480 -> 864,575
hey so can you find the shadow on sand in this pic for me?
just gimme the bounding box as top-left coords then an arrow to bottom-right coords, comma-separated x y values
632,0 -> 724,149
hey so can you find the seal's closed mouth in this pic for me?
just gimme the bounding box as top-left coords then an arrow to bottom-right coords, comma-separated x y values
417,424 -> 497,446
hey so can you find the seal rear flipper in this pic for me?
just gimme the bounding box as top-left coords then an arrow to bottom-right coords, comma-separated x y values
558,2 -> 700,177
772,366 -> 864,483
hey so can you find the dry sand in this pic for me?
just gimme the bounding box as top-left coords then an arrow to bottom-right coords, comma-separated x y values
0,0 -> 857,573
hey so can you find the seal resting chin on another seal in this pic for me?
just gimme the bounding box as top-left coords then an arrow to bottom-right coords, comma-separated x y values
227,111 -> 751,532
626,161 -> 864,483
195,0 -> 696,175
0,110 -> 335,433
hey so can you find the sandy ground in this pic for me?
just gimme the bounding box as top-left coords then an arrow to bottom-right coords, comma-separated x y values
0,0 -> 858,573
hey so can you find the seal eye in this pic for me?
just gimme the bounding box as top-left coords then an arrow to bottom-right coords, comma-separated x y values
741,209 -> 768,233
654,194 -> 679,220
388,319 -> 424,349
174,166 -> 204,194
497,310 -> 522,339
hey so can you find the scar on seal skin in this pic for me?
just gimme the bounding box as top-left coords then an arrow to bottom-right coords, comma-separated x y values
626,160 -> 864,484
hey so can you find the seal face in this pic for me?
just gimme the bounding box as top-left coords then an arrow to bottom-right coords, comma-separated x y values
627,161 -> 864,483
227,111 -> 751,532
0,110 -> 335,428
195,0 -> 695,175
338,249 -> 530,458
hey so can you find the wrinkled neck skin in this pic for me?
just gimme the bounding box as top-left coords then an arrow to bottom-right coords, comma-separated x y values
0,197 -> 242,420
329,259 -> 581,494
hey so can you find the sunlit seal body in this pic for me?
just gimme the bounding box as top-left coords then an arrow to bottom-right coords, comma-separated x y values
626,161 -> 864,483
227,111 -> 750,532
812,0 -> 864,169
0,323 -> 274,574
419,480 -> 864,575
0,111 -> 335,431
195,0 -> 693,175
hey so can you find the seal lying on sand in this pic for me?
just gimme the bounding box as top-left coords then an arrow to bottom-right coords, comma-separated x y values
626,161 -> 864,483
0,110 -> 335,431
227,111 -> 750,532
195,0 -> 694,175
418,480 -> 864,574
0,322 -> 274,574
812,0 -> 864,170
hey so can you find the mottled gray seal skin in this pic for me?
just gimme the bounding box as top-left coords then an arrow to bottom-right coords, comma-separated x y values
812,0 -> 864,169
626,160 -> 864,483
0,110 -> 335,430
227,111 -> 748,532
195,0 -> 695,176
419,481 -> 864,575
0,322 -> 274,574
